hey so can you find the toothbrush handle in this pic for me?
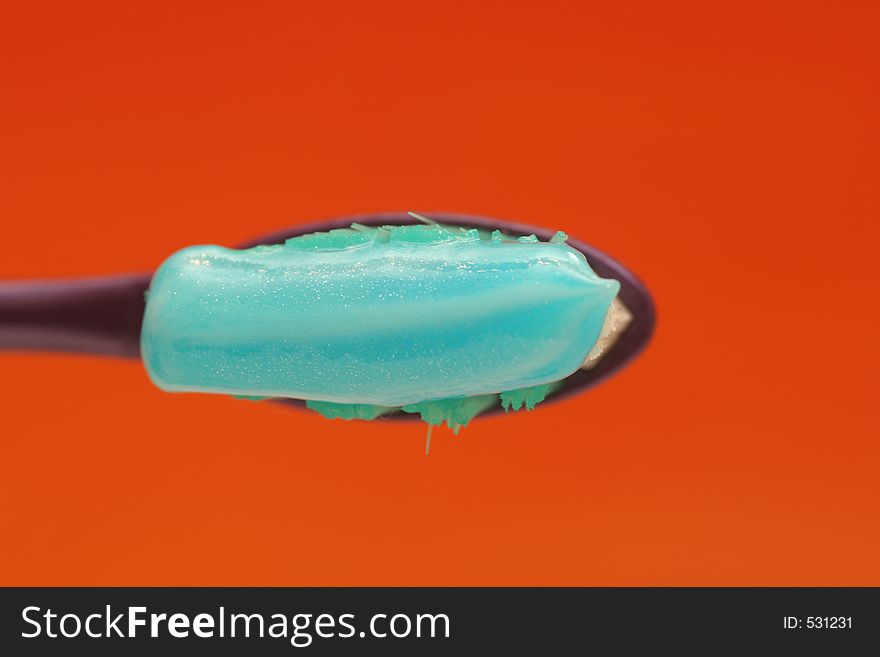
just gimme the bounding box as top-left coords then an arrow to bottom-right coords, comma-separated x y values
0,273 -> 150,357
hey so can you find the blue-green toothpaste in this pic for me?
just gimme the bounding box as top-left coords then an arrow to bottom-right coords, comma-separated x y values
141,224 -> 620,430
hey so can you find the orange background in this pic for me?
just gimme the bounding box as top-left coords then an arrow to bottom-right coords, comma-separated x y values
1,1 -> 877,586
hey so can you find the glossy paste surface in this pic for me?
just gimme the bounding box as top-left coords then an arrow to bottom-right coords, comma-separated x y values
141,225 -> 619,407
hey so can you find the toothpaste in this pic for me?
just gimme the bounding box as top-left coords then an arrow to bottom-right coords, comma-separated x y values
141,224 -> 619,415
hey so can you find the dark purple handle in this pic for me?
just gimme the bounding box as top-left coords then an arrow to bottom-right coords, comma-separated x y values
0,273 -> 151,357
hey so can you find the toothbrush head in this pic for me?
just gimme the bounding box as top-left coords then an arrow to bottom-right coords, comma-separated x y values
240,212 -> 655,418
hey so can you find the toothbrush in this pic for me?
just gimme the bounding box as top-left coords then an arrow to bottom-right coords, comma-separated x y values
0,212 -> 654,423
